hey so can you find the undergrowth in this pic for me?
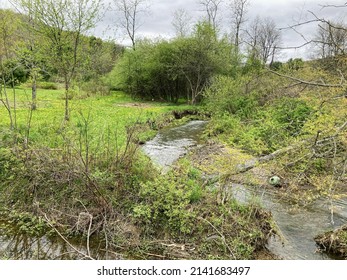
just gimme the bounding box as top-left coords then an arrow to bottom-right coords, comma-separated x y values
0,87 -> 272,260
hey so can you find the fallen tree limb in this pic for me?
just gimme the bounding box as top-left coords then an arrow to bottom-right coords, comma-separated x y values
266,68 -> 344,88
235,144 -> 300,173
236,121 -> 347,173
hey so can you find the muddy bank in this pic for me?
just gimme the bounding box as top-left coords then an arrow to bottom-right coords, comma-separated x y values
315,224 -> 347,259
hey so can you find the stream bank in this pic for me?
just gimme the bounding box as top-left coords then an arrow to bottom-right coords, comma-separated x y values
189,142 -> 347,260
0,120 -> 272,260
1,120 -> 345,260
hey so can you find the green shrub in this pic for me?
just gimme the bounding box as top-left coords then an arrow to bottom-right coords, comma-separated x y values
204,74 -> 313,155
0,148 -> 19,179
133,174 -> 195,235
80,79 -> 110,96
37,82 -> 59,90
204,75 -> 258,119
271,98 -> 313,136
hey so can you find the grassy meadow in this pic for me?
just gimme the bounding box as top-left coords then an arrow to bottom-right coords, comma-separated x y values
1,85 -> 193,148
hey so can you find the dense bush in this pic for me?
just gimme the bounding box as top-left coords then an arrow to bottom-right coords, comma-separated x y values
204,74 -> 314,155
0,59 -> 29,86
204,75 -> 259,119
111,22 -> 238,103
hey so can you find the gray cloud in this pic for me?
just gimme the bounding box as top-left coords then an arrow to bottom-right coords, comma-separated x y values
2,0 -> 346,59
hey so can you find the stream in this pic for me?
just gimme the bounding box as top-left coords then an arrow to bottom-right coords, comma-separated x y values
142,120 -> 208,172
231,184 -> 347,259
141,120 -> 347,260
1,120 -> 346,259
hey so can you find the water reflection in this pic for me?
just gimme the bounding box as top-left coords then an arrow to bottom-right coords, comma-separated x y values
0,231 -> 70,259
0,224 -> 121,260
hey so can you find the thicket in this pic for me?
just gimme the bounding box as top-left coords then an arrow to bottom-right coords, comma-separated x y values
203,72 -> 314,155
110,22 -> 238,104
203,58 -> 346,206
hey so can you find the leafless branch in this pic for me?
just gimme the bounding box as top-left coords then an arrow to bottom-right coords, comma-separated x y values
43,213 -> 95,260
198,216 -> 236,259
279,19 -> 319,31
319,3 -> 347,9
275,41 -> 313,50
266,68 -> 344,88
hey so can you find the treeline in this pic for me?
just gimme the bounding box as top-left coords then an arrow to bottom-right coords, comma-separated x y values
1,0 -> 286,109
0,4 -> 123,122
0,8 -> 122,86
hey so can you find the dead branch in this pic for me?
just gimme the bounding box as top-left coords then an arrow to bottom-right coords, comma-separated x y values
319,4 -> 347,9
43,213 -> 95,260
198,216 -> 236,259
279,19 -> 319,31
236,120 -> 347,173
266,68 -> 344,88
275,41 -> 313,50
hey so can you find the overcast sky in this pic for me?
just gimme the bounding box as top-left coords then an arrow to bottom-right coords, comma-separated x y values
1,0 -> 347,60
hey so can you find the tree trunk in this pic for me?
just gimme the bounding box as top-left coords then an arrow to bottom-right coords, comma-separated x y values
64,78 -> 70,121
1,79 -> 14,130
31,76 -> 37,110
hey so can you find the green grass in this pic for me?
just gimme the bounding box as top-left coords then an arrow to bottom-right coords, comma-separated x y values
0,86 -> 193,148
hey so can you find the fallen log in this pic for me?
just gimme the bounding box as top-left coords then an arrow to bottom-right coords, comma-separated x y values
235,120 -> 347,173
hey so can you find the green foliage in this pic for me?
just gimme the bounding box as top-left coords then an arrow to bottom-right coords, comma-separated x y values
112,22 -> 238,103
0,148 -> 19,178
271,98 -> 313,136
286,58 -> 304,71
204,75 -> 258,119
4,211 -> 50,237
270,61 -> 283,71
204,74 -> 314,154
133,174 -> 195,235
133,161 -> 205,235
241,56 -> 264,75
37,81 -> 59,90
0,59 -> 29,86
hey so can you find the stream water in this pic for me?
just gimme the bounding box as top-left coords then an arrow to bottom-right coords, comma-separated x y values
142,120 -> 208,172
1,120 -> 346,259
0,222 -> 114,260
141,120 -> 347,260
231,184 -> 347,259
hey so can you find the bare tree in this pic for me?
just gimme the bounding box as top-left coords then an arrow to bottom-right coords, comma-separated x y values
229,0 -> 249,51
245,16 -> 281,64
114,0 -> 149,50
315,21 -> 347,58
172,8 -> 192,38
244,15 -> 260,59
279,6 -> 347,59
199,0 -> 223,31
258,17 -> 281,64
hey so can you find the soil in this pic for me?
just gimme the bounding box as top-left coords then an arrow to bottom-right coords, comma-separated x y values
253,249 -> 280,260
315,224 -> 347,259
